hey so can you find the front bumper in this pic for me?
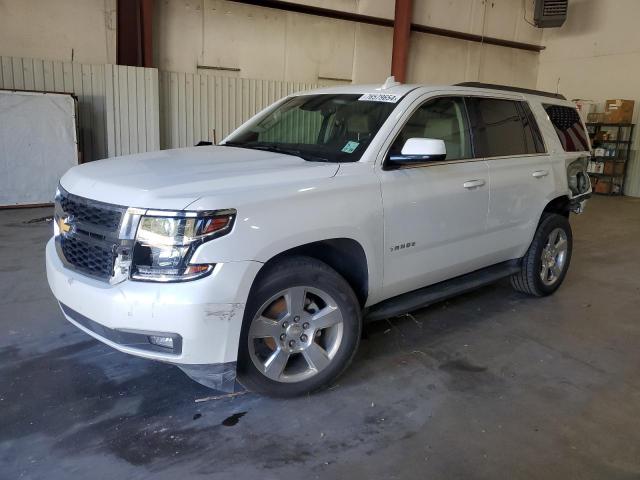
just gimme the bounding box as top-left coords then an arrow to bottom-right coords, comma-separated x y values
46,238 -> 262,388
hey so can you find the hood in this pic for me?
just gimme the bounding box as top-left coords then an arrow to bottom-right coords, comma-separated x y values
60,146 -> 340,210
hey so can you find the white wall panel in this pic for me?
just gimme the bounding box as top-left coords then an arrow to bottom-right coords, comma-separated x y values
0,56 -> 107,162
3,56 -> 323,161
624,154 -> 640,197
158,71 -> 320,149
104,64 -> 159,158
0,57 -> 159,162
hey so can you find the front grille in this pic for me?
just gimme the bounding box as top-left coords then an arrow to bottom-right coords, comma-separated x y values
60,195 -> 122,230
56,188 -> 126,280
61,236 -> 118,278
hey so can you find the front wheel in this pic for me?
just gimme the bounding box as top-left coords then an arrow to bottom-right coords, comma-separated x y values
511,213 -> 573,296
237,256 -> 362,397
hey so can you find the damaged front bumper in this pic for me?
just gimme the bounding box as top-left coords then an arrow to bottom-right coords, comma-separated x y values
46,238 -> 262,391
178,363 -> 239,392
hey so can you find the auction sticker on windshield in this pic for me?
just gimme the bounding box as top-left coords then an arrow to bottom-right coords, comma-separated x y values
341,141 -> 359,153
358,93 -> 401,103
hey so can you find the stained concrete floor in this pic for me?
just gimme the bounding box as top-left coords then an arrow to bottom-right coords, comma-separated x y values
1,196 -> 639,480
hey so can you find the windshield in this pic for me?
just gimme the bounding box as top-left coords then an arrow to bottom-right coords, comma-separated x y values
223,94 -> 398,162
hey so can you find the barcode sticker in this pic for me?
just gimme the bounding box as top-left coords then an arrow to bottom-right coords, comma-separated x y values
359,93 -> 401,103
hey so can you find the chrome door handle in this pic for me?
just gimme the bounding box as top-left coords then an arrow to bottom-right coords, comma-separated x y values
463,179 -> 486,189
532,170 -> 549,178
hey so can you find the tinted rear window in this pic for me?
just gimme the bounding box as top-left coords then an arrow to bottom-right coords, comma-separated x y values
467,98 -> 542,157
543,104 -> 590,152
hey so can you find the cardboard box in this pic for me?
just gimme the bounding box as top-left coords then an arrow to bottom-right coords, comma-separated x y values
594,179 -> 612,194
587,112 -> 605,123
613,162 -> 625,176
604,99 -> 634,124
603,160 -> 615,176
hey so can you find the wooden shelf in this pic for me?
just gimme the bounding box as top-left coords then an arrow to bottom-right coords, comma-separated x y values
586,122 -> 633,127
588,172 -> 623,177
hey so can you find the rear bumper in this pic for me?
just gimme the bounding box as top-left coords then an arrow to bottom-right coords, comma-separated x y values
46,238 -> 262,369
570,192 -> 591,214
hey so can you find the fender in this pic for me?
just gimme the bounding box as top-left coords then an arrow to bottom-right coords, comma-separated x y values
188,162 -> 386,305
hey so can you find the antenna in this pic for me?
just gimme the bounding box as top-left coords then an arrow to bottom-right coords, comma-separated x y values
378,76 -> 401,90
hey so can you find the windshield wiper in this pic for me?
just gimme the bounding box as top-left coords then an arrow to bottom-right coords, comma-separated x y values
223,142 -> 330,162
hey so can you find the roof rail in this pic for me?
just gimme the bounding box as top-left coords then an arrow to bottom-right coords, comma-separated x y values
454,82 -> 566,100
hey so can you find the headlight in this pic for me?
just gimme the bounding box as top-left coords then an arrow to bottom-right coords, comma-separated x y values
131,209 -> 235,282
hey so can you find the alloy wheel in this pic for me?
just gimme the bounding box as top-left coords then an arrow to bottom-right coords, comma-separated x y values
248,286 -> 344,383
540,227 -> 568,286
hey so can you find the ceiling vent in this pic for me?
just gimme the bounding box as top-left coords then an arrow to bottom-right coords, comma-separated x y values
533,0 -> 568,28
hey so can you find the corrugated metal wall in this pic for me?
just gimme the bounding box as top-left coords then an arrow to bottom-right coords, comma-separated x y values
624,152 -> 640,197
0,56 -> 159,162
2,56 -> 333,164
104,64 -> 159,157
158,71 -> 320,149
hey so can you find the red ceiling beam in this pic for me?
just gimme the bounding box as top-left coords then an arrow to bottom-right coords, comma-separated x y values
117,0 -> 153,67
391,0 -> 413,83
228,0 -> 544,52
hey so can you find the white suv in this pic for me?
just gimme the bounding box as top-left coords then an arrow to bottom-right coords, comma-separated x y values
46,79 -> 591,397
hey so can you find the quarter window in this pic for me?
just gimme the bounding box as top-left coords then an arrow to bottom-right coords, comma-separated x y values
543,104 -> 590,152
467,98 -> 535,158
389,97 -> 472,161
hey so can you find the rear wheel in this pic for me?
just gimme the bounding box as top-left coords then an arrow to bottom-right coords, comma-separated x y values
237,256 -> 361,397
511,213 -> 573,296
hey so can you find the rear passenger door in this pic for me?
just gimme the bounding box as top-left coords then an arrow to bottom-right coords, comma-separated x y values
466,97 -> 553,262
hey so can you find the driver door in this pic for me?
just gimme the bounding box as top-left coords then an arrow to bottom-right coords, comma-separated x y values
378,95 -> 491,299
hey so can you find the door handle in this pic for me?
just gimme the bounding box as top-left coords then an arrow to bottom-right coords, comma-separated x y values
532,170 -> 549,178
463,179 -> 486,189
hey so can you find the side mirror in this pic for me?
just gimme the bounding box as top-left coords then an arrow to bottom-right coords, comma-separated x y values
388,138 -> 447,166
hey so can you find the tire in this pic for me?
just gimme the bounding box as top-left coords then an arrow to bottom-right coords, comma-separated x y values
511,213 -> 573,297
237,255 -> 362,397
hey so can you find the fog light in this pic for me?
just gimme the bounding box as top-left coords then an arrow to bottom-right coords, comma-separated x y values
148,335 -> 174,349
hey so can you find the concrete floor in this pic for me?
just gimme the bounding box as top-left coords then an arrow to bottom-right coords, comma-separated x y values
1,196 -> 639,479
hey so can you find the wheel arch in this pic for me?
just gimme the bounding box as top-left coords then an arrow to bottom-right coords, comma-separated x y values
252,238 -> 369,308
542,195 -> 570,219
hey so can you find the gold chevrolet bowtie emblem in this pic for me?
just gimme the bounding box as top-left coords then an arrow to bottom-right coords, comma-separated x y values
58,215 -> 72,234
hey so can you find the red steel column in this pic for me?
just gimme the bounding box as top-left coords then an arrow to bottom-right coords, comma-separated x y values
117,0 -> 153,67
140,0 -> 154,67
391,0 -> 413,83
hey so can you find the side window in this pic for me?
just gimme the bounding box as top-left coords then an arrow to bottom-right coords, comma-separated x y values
518,102 -> 546,154
467,98 -> 534,157
543,104 -> 590,152
389,97 -> 472,161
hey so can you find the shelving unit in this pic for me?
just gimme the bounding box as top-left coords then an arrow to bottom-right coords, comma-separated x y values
586,123 -> 635,196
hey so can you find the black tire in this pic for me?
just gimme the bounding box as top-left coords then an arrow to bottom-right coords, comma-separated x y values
237,255 -> 362,397
511,213 -> 573,296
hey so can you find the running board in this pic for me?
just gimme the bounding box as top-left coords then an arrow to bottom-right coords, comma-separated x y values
364,260 -> 521,323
